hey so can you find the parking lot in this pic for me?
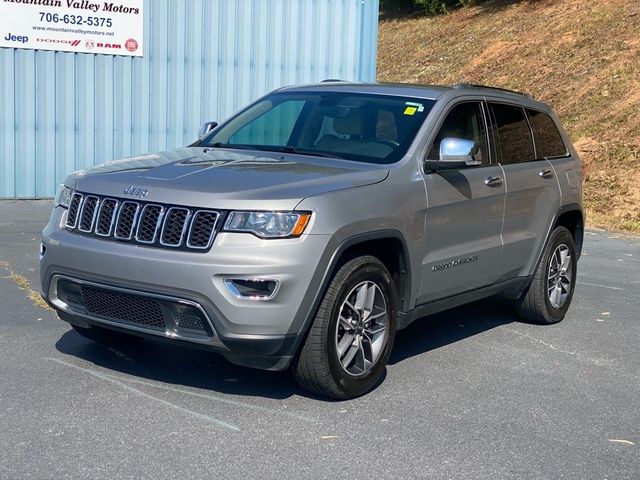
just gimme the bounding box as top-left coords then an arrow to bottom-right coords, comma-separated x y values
1,200 -> 638,479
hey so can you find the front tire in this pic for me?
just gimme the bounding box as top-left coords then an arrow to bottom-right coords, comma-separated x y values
516,226 -> 577,324
293,256 -> 398,399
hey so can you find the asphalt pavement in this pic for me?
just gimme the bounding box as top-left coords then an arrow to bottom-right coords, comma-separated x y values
1,200 -> 638,480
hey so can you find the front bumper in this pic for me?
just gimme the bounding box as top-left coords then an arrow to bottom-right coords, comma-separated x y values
40,207 -> 334,370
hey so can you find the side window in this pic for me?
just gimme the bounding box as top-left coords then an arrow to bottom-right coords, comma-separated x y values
490,103 -> 535,164
229,100 -> 305,146
526,109 -> 568,158
427,102 -> 488,165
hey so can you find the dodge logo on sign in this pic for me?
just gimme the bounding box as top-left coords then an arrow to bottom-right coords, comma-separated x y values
37,38 -> 81,47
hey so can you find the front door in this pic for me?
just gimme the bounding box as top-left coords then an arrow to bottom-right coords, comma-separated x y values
418,101 -> 505,304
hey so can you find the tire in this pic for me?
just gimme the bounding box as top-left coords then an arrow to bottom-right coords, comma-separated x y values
293,256 -> 398,400
71,323 -> 142,347
516,226 -> 577,324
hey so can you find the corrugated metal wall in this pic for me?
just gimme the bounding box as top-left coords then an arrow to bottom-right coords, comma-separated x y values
0,0 -> 379,198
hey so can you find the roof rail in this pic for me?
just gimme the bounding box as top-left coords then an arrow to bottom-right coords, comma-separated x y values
452,83 -> 532,98
321,78 -> 345,83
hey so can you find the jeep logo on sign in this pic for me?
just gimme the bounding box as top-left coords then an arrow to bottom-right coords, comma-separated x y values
123,185 -> 148,198
4,33 -> 28,44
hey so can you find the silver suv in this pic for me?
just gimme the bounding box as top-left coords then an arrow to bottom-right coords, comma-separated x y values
40,82 -> 584,399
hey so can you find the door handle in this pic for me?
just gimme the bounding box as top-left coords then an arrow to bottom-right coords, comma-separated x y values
539,169 -> 554,179
484,176 -> 504,187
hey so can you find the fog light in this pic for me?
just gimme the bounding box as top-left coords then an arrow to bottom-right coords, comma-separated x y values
39,242 -> 46,260
224,278 -> 279,300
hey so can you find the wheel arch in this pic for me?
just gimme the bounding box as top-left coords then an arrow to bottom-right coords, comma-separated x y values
552,205 -> 584,258
331,231 -> 412,314
289,230 -> 412,359
528,204 -> 584,280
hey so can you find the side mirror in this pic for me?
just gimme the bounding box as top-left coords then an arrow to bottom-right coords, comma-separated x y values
198,121 -> 218,138
437,138 -> 482,169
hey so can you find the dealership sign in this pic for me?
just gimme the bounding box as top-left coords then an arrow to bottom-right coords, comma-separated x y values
0,0 -> 143,56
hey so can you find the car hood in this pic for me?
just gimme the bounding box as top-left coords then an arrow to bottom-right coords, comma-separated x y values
66,147 -> 389,210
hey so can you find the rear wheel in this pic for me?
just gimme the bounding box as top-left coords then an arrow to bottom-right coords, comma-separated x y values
517,226 -> 577,324
293,256 -> 397,399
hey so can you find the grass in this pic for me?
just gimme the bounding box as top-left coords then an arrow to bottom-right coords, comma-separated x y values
0,259 -> 52,311
378,0 -> 640,232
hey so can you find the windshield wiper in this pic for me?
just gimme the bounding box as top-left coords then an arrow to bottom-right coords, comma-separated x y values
205,142 -> 258,151
277,146 -> 342,159
204,143 -> 342,159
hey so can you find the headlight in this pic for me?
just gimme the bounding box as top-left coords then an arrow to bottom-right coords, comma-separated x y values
54,185 -> 73,208
224,211 -> 311,238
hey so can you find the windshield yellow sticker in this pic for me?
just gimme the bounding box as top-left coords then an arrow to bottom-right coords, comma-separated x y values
403,101 -> 424,115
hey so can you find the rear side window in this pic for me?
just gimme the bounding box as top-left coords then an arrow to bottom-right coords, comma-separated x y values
526,109 -> 568,158
490,103 -> 535,164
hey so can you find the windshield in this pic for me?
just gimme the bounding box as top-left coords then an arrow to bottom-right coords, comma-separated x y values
200,92 -> 435,164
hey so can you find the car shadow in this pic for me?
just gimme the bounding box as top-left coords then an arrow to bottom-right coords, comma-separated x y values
55,332 -> 304,400
389,297 -> 516,365
55,297 -> 517,400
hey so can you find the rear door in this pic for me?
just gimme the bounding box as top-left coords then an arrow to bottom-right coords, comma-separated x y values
488,102 -> 562,278
418,101 -> 506,304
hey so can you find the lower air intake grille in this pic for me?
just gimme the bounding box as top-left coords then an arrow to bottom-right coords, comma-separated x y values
81,286 -> 166,330
172,312 -> 206,330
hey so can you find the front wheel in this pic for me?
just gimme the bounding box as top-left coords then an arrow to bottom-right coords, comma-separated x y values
293,256 -> 398,399
516,226 -> 577,324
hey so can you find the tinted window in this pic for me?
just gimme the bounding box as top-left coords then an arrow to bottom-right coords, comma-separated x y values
527,109 -> 568,158
491,103 -> 535,163
203,92 -> 435,164
230,100 -> 305,146
427,102 -> 489,165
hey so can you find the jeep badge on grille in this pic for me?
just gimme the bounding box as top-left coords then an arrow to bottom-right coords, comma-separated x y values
123,185 -> 149,198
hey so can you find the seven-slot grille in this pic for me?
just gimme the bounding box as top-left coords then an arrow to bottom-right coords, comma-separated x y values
65,192 -> 220,251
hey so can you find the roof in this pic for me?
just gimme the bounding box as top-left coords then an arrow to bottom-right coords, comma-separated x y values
278,82 -> 450,100
278,81 -> 548,109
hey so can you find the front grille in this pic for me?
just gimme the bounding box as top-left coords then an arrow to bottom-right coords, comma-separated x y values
161,207 -> 190,246
65,191 -> 220,252
114,201 -> 139,240
66,193 -> 83,228
95,199 -> 118,236
187,210 -> 219,249
135,204 -> 163,243
78,196 -> 100,232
